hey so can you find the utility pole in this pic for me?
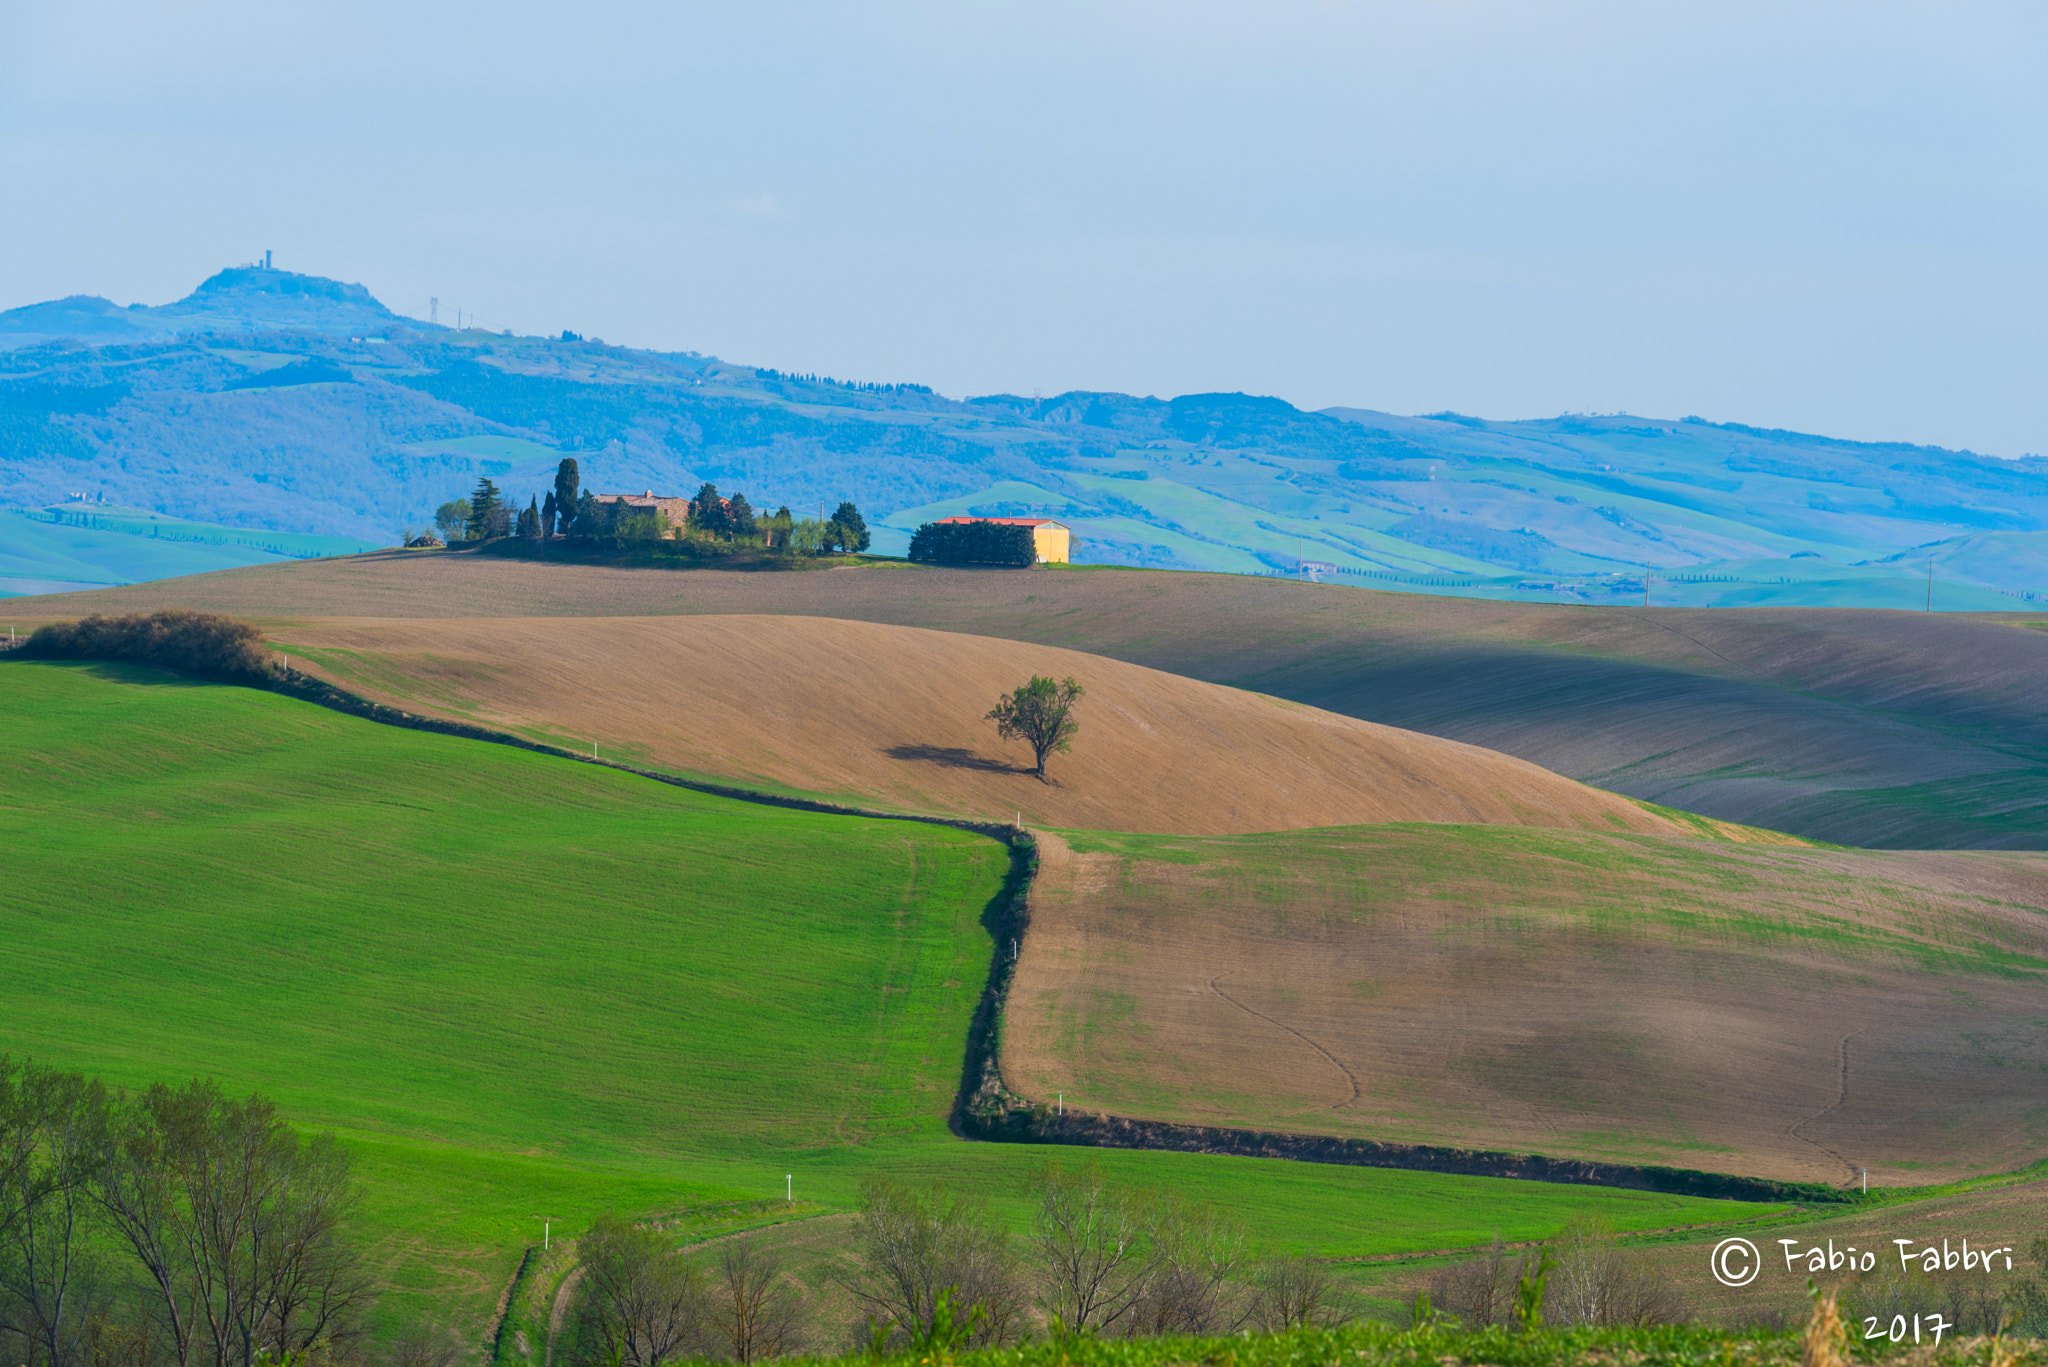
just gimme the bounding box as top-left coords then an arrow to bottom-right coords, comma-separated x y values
1927,558 -> 1934,612
533,1216 -> 558,1250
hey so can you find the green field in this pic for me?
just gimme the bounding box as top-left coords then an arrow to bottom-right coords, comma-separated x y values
0,505 -> 385,597
1,662 -> 1773,1342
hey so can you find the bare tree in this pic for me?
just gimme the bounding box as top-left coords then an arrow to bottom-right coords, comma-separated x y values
1428,1236 -> 1516,1330
1126,1193 -> 1248,1336
1546,1215 -> 1684,1328
579,1215 -> 711,1367
843,1178 -> 1023,1350
1028,1160 -> 1152,1335
1246,1255 -> 1347,1332
712,1240 -> 802,1364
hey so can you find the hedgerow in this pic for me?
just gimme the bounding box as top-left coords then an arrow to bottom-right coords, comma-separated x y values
15,609 -> 274,683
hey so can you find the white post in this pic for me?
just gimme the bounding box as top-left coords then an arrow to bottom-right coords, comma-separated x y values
1862,1169 -> 1867,1194
786,1174 -> 792,1203
1058,1092 -> 1063,1115
544,1219 -> 550,1250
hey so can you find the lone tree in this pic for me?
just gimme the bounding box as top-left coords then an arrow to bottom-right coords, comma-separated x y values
987,675 -> 1084,780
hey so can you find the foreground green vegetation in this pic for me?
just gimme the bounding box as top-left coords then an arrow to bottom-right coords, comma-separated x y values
748,1321 -> 2046,1367
1,661 -> 1775,1347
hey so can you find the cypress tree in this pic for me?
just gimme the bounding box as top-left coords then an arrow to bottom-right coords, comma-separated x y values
554,458 -> 581,535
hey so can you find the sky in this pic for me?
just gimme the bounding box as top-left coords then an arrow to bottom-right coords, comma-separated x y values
2,0 -> 2044,455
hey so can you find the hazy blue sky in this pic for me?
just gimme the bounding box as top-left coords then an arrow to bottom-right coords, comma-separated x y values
2,1 -> 2042,454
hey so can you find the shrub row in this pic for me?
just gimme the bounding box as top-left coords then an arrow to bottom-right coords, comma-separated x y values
909,520 -> 1038,566
15,610 -> 273,683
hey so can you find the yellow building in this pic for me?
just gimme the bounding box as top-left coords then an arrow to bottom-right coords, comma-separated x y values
936,516 -> 1072,563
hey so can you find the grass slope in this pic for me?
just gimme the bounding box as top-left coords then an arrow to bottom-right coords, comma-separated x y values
1,662 -> 1766,1342
1008,825 -> 2048,1186
24,557 -> 2048,847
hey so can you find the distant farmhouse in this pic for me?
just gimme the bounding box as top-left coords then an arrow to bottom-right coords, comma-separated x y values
594,490 -> 695,524
935,516 -> 1072,563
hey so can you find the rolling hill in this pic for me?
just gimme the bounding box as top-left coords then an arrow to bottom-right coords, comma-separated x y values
0,658 -> 1767,1343
1007,825 -> 2048,1188
20,556 -> 2048,848
257,613 -> 1748,839
7,266 -> 2048,604
0,503 -> 382,597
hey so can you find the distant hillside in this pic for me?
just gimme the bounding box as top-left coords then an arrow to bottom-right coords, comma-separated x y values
5,265 -> 2047,603
0,504 -> 382,597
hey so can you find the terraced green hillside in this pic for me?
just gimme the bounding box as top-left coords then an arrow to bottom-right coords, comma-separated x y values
1,662 -> 1768,1342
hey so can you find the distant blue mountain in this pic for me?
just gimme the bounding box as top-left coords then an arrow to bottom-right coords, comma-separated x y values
0,266 -> 412,348
4,264 -> 2046,606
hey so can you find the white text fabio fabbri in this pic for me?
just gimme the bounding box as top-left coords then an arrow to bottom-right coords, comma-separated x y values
1778,1238 -> 2015,1275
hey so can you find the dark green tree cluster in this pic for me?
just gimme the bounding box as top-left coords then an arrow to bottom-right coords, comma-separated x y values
19,610 -> 273,684
0,1059 -> 367,1367
909,520 -> 1035,566
827,501 -> 869,553
430,459 -> 868,559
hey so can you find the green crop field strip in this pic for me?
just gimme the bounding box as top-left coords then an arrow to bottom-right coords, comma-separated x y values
2,662 -> 1772,1342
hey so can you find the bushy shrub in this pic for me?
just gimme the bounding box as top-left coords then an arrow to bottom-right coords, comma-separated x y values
908,521 -> 1036,566
16,610 -> 273,683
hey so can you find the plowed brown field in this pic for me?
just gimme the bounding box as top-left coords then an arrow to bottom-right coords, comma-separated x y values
262,614 -> 1721,837
1006,826 -> 2048,1185
22,551 -> 2048,847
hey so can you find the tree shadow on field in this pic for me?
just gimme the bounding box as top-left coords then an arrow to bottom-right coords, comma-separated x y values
7,658 -> 215,688
882,743 -> 1036,776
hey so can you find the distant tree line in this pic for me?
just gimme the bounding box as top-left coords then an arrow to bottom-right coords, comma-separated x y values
753,370 -> 933,396
0,1059 -> 367,1367
430,461 -> 870,560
